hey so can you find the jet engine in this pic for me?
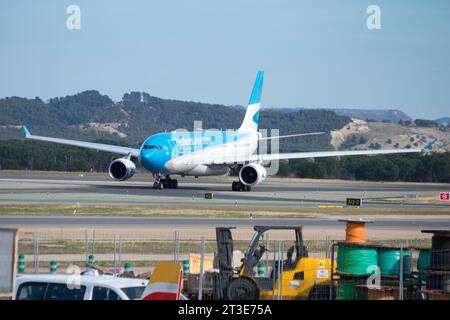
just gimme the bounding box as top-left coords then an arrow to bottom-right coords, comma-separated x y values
108,158 -> 136,181
239,163 -> 267,186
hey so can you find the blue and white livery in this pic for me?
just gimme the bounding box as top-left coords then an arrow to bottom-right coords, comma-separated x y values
22,71 -> 421,191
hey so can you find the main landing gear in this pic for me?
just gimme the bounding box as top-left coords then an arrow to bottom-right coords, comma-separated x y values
232,181 -> 251,192
152,175 -> 178,190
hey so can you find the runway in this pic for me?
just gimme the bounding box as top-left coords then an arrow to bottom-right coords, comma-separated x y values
0,172 -> 449,209
1,215 -> 448,240
1,215 -> 449,229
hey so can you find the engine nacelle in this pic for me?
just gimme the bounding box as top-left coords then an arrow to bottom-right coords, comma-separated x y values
108,158 -> 136,181
239,163 -> 267,186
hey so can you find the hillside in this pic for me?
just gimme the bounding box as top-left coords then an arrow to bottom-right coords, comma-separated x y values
331,119 -> 450,153
266,107 -> 412,123
331,108 -> 412,123
436,117 -> 450,126
0,90 -> 350,152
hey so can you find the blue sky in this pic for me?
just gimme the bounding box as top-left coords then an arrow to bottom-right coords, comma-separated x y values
1,0 -> 449,119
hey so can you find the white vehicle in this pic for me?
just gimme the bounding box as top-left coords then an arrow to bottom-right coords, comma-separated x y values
14,274 -> 148,300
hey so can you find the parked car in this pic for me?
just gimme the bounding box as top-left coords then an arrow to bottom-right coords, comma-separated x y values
15,274 -> 148,300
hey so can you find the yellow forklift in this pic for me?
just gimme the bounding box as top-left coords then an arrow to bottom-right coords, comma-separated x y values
213,225 -> 336,300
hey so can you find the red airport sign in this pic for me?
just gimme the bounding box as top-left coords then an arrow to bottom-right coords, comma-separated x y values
440,192 -> 450,201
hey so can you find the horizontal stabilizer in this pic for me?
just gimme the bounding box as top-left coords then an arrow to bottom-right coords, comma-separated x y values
424,139 -> 437,150
259,132 -> 327,140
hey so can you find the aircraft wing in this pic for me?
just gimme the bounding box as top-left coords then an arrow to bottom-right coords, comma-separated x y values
22,126 -> 140,157
258,132 -> 326,140
203,148 -> 422,165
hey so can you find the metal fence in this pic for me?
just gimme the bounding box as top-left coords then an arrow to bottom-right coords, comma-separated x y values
13,229 -> 444,300
16,230 -> 331,275
331,237 -> 449,300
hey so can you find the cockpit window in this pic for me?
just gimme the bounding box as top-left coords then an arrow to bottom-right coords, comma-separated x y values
143,145 -> 162,150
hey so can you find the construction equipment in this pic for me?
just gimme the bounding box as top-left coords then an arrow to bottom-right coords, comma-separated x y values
213,225 -> 336,300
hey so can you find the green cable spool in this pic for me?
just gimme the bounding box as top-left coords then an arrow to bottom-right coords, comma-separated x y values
18,254 -> 25,273
418,249 -> 431,273
88,255 -> 95,265
50,260 -> 58,273
182,259 -> 189,278
257,262 -> 265,277
378,248 -> 411,276
337,244 -> 378,275
124,262 -> 132,271
336,280 -> 357,300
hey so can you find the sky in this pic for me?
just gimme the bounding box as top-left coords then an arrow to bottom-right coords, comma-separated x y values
1,0 -> 449,119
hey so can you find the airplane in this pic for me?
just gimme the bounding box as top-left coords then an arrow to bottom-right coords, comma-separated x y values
22,71 -> 422,191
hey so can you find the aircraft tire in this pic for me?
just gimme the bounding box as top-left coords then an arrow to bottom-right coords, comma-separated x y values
153,182 -> 163,190
168,179 -> 178,189
232,181 -> 253,192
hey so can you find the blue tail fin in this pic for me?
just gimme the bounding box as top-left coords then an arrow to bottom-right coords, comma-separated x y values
238,71 -> 264,132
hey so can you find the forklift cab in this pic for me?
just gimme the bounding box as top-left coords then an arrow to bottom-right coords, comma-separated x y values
239,226 -> 309,293
241,225 -> 308,276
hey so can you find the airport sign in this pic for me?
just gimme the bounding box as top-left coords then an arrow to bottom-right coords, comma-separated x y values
205,192 -> 213,200
346,198 -> 362,207
440,192 -> 450,201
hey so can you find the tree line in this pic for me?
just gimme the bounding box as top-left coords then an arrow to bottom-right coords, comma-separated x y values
1,140 -> 449,183
277,153 -> 450,183
0,90 -> 350,152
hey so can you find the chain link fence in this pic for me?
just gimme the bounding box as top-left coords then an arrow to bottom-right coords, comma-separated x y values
16,230 -> 328,273
13,229 -> 448,300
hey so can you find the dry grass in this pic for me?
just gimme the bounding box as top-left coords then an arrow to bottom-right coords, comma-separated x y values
0,203 -> 449,218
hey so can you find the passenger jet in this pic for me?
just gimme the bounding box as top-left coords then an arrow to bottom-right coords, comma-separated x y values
22,71 -> 421,191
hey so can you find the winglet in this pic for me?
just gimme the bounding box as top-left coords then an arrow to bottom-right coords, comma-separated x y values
22,126 -> 30,138
424,138 -> 437,150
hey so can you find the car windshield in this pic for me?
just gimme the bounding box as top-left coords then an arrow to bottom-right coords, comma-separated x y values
121,286 -> 145,300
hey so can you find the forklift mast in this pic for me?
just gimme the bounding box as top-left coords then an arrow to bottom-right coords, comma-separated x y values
214,227 -> 236,299
242,225 -> 308,276
215,227 -> 235,276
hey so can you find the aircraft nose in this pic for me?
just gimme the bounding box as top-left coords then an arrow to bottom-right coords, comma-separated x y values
140,149 -> 166,172
141,150 -> 157,163
142,151 -> 152,158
